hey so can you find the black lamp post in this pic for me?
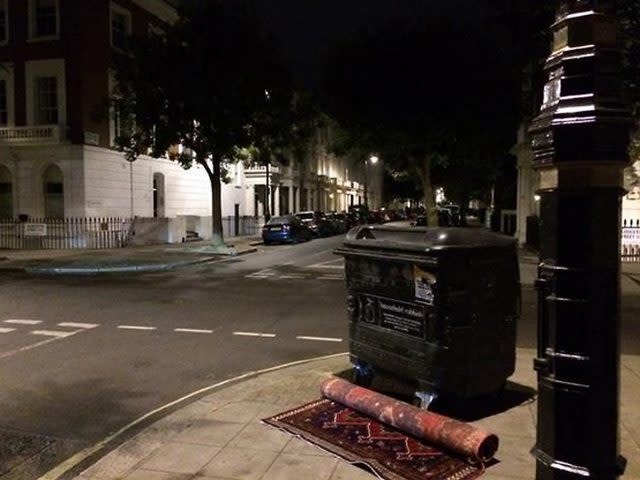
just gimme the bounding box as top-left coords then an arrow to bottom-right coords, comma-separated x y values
529,1 -> 631,479
265,163 -> 271,223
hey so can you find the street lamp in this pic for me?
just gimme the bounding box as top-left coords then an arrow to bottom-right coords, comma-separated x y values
529,2 -> 631,479
364,155 -> 379,208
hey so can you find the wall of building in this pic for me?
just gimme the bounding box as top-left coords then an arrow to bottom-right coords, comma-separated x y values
0,144 -> 86,218
83,147 -> 212,217
0,0 -> 177,147
0,0 -> 383,229
514,125 -> 539,245
623,160 -> 640,225
516,127 -> 639,245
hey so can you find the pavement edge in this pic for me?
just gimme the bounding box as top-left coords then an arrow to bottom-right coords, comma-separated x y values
37,352 -> 348,480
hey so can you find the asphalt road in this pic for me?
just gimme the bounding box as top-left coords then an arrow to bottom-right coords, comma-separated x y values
0,235 -> 638,479
0,236 -> 350,478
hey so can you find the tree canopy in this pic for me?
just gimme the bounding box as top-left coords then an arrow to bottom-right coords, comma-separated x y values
113,1 -> 296,245
322,15 -> 520,222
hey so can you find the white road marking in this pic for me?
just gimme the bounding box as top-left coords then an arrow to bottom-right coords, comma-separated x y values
307,249 -> 334,259
118,325 -> 157,331
233,331 -> 276,338
31,330 -> 77,338
307,258 -> 345,269
0,327 -> 16,334
4,319 -> 42,325
318,275 -> 344,281
279,274 -> 307,279
0,333 -> 84,361
58,322 -> 100,329
174,328 -> 213,334
245,268 -> 277,278
296,335 -> 343,343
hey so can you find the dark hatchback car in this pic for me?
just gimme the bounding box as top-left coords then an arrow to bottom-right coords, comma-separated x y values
262,215 -> 312,245
413,209 -> 452,227
295,211 -> 335,237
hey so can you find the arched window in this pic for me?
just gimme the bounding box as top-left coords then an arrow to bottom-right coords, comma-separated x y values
0,165 -> 12,218
43,164 -> 64,218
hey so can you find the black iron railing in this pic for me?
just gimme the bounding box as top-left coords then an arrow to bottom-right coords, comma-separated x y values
622,219 -> 640,263
0,217 -> 132,250
221,215 -> 263,238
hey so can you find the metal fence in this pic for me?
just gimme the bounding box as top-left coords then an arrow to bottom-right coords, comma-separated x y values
221,215 -> 263,238
622,219 -> 640,263
0,217 -> 132,250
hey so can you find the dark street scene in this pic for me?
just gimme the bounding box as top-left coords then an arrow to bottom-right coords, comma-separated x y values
1,1 -> 640,479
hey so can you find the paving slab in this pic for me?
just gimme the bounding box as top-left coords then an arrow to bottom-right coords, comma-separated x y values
65,349 -> 640,480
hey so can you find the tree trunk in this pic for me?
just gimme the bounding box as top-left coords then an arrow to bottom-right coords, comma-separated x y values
418,155 -> 438,227
459,193 -> 469,226
265,162 -> 271,222
299,157 -> 306,211
210,158 -> 224,246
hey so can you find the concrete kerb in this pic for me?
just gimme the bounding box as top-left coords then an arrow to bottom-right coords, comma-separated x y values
0,245 -> 258,275
37,352 -> 349,480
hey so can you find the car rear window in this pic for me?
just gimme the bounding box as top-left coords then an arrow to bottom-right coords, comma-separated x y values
296,213 -> 314,220
268,216 -> 291,224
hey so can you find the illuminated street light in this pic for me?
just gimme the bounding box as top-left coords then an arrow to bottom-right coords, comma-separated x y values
364,155 -> 380,208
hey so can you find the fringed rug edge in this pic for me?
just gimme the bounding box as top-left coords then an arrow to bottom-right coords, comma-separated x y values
261,398 -> 485,480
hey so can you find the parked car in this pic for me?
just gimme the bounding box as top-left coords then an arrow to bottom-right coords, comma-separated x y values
314,211 -> 337,236
440,203 -> 462,226
370,210 -> 391,224
326,212 -> 347,234
295,211 -> 320,237
412,209 -> 452,227
335,212 -> 357,230
348,205 -> 369,224
262,215 -> 312,245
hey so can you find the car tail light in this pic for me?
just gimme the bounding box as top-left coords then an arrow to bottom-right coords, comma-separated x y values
262,226 -> 268,231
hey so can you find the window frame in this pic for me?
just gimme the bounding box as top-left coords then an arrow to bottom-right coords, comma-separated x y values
34,76 -> 59,125
110,2 -> 132,52
108,74 -> 137,148
0,79 -> 8,126
25,59 -> 66,127
0,63 -> 13,127
28,0 -> 60,42
43,164 -> 65,219
0,0 -> 9,46
109,70 -> 123,147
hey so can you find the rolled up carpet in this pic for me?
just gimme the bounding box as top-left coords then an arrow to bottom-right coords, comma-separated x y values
320,377 -> 499,462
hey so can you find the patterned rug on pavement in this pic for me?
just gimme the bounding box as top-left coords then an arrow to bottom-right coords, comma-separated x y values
263,399 -> 485,480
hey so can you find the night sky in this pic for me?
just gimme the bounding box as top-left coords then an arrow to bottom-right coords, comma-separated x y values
252,0 -> 489,87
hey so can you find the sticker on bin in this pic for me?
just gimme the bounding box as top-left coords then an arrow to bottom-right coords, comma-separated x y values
413,265 -> 436,306
378,298 -> 425,338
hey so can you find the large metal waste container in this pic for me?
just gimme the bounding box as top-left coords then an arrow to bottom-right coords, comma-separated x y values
334,225 -> 520,400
